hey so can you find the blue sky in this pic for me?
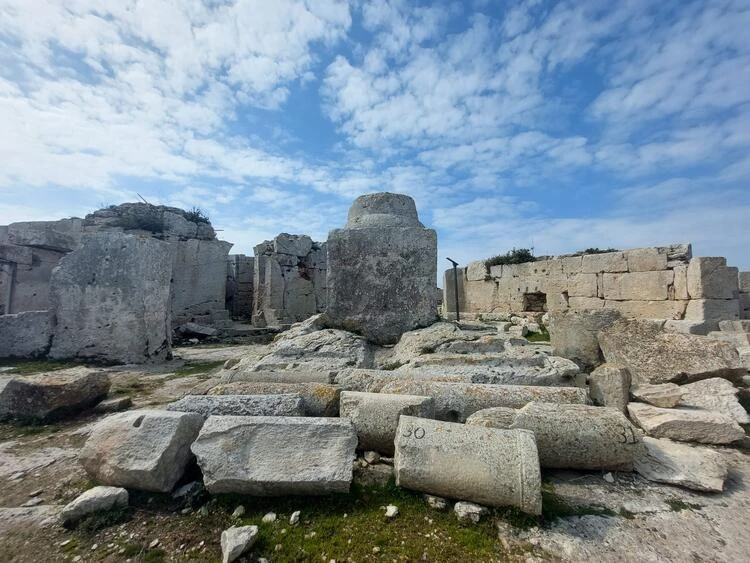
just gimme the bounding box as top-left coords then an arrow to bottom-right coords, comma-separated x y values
1,0 -> 749,273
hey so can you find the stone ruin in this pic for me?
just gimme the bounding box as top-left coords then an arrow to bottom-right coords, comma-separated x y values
1,192 -> 749,562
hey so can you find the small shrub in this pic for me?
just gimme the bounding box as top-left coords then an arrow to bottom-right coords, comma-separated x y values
485,248 -> 536,268
571,247 -> 619,256
183,206 -> 210,224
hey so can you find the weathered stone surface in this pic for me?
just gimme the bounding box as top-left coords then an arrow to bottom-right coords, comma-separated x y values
325,193 -> 437,345
466,261 -> 488,282
80,409 -> 204,492
0,368 -> 110,421
166,394 -> 305,418
389,322 -> 494,364
221,525 -> 259,563
547,309 -> 623,370
336,368 -> 470,392
631,383 -> 683,408
510,403 -> 642,470
634,437 -> 728,492
603,299 -> 688,320
339,391 -> 435,455
627,403 -> 745,444
206,382 -> 340,417
221,369 -> 334,384
626,248 -> 668,272
581,251 -> 627,274
663,320 -> 711,335
465,407 -> 517,429
274,233 -> 312,257
60,486 -> 128,525
0,243 -> 33,265
394,416 -> 541,514
49,232 -> 172,363
0,311 -> 52,358
379,380 -> 587,422
601,271 -> 673,301
192,416 -> 357,495
454,501 -> 489,523
178,323 -> 218,338
598,319 -> 746,385
93,396 -> 132,413
687,257 -> 739,299
684,299 -> 740,327
678,378 -> 750,424
588,364 -> 631,412
7,218 -> 82,252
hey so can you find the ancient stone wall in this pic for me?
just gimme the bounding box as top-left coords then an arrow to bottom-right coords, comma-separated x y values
739,272 -> 750,320
445,245 -> 742,331
252,234 -> 326,327
226,254 -> 254,320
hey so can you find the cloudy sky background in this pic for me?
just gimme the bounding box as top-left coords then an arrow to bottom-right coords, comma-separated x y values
1,0 -> 749,275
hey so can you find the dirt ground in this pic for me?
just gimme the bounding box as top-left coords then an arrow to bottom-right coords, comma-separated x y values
1,344 -> 748,563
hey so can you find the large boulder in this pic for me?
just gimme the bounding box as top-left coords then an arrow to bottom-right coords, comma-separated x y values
509,402 -> 642,471
634,437 -> 728,492
0,311 -> 52,358
678,378 -> 750,424
324,193 -> 437,345
547,309 -> 622,370
191,416 -> 357,495
627,403 -> 745,444
48,232 -> 172,363
394,416 -> 542,514
598,319 -> 746,385
79,409 -> 204,492
0,368 -> 110,421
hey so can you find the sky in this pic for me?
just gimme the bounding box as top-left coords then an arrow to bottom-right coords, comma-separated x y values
1,0 -> 749,276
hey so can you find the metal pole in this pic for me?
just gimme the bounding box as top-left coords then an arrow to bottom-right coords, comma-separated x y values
446,258 -> 460,322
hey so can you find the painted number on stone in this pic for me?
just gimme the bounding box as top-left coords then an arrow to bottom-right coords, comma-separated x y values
402,425 -> 426,439
618,426 -> 638,444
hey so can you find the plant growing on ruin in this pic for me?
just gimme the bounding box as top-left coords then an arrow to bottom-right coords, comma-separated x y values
484,248 -> 536,268
572,247 -> 619,256
184,206 -> 210,224
117,207 -> 165,233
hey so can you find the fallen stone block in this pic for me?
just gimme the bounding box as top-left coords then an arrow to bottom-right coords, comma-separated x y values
192,416 -> 357,495
60,486 -> 128,525
634,437 -> 728,492
378,380 -> 588,422
221,525 -> 259,563
598,318 -> 746,385
336,368 -> 469,393
678,378 -> 750,424
93,396 -> 132,413
547,309 -> 622,371
394,416 -> 541,514
206,382 -> 340,417
509,403 -> 642,471
465,407 -> 518,429
166,394 -> 305,418
0,311 -> 52,358
80,409 -> 204,492
588,364 -> 631,412
0,368 -> 110,422
221,369 -> 334,384
631,383 -> 683,408
627,403 -> 745,444
339,391 -> 435,455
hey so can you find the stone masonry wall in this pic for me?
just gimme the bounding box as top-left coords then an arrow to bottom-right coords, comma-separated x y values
445,244 -> 742,330
226,254 -> 254,320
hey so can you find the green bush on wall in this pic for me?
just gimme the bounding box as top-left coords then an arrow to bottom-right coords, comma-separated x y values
484,248 -> 536,268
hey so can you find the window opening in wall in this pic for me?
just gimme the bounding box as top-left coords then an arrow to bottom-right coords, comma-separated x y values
523,292 -> 547,312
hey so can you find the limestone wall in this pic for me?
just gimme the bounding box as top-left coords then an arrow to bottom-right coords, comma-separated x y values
252,234 -> 326,327
740,272 -> 750,319
227,254 -> 254,320
445,244 -> 742,330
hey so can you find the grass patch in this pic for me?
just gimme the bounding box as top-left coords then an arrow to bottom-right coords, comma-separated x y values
666,499 -> 702,512
485,248 -> 536,268
526,328 -> 550,342
72,507 -> 133,533
171,360 -> 225,378
380,361 -> 405,371
0,359 -> 83,375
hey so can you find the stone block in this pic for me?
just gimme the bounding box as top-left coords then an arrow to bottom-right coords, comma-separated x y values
603,299 -> 688,319
566,273 -> 598,298
678,378 -> 749,424
627,403 -> 744,444
568,297 -> 605,311
394,416 -> 541,514
739,271 -> 750,292
0,243 -> 33,265
0,367 -> 110,421
466,261 -> 488,282
631,383 -> 682,408
626,247 -> 667,272
60,486 -> 129,525
510,402 -> 642,470
661,243 -> 692,266
684,299 -> 740,327
634,437 -> 727,492
49,233 -> 172,363
739,293 -> 750,319
687,257 -> 739,299
339,391 -> 435,455
206,382 -> 340,417
191,416 -> 357,495
588,364 -> 631,412
547,309 -> 622,370
602,271 -> 673,301
7,218 -> 83,252
162,211 -> 198,238
80,409 -> 204,492
465,407 -> 518,428
274,233 -> 312,257
325,193 -> 437,345
581,251 -> 627,274
489,264 -> 503,278
718,320 -> 750,332
662,320 -> 711,335
0,311 -> 52,358
560,255 -> 583,274
166,394 -> 305,418
378,380 -> 588,422
672,265 -> 689,300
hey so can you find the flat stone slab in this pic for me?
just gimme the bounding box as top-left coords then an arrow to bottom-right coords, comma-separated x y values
631,383 -> 683,408
191,416 -> 357,495
378,381 -> 588,422
166,394 -> 305,417
339,391 -> 435,455
0,368 -> 110,422
394,416 -> 542,514
80,409 -> 204,492
510,403 -> 643,471
205,382 -> 340,417
60,486 -> 128,525
221,369 -> 335,384
634,437 -> 728,492
627,403 -> 745,444
678,378 -> 750,424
